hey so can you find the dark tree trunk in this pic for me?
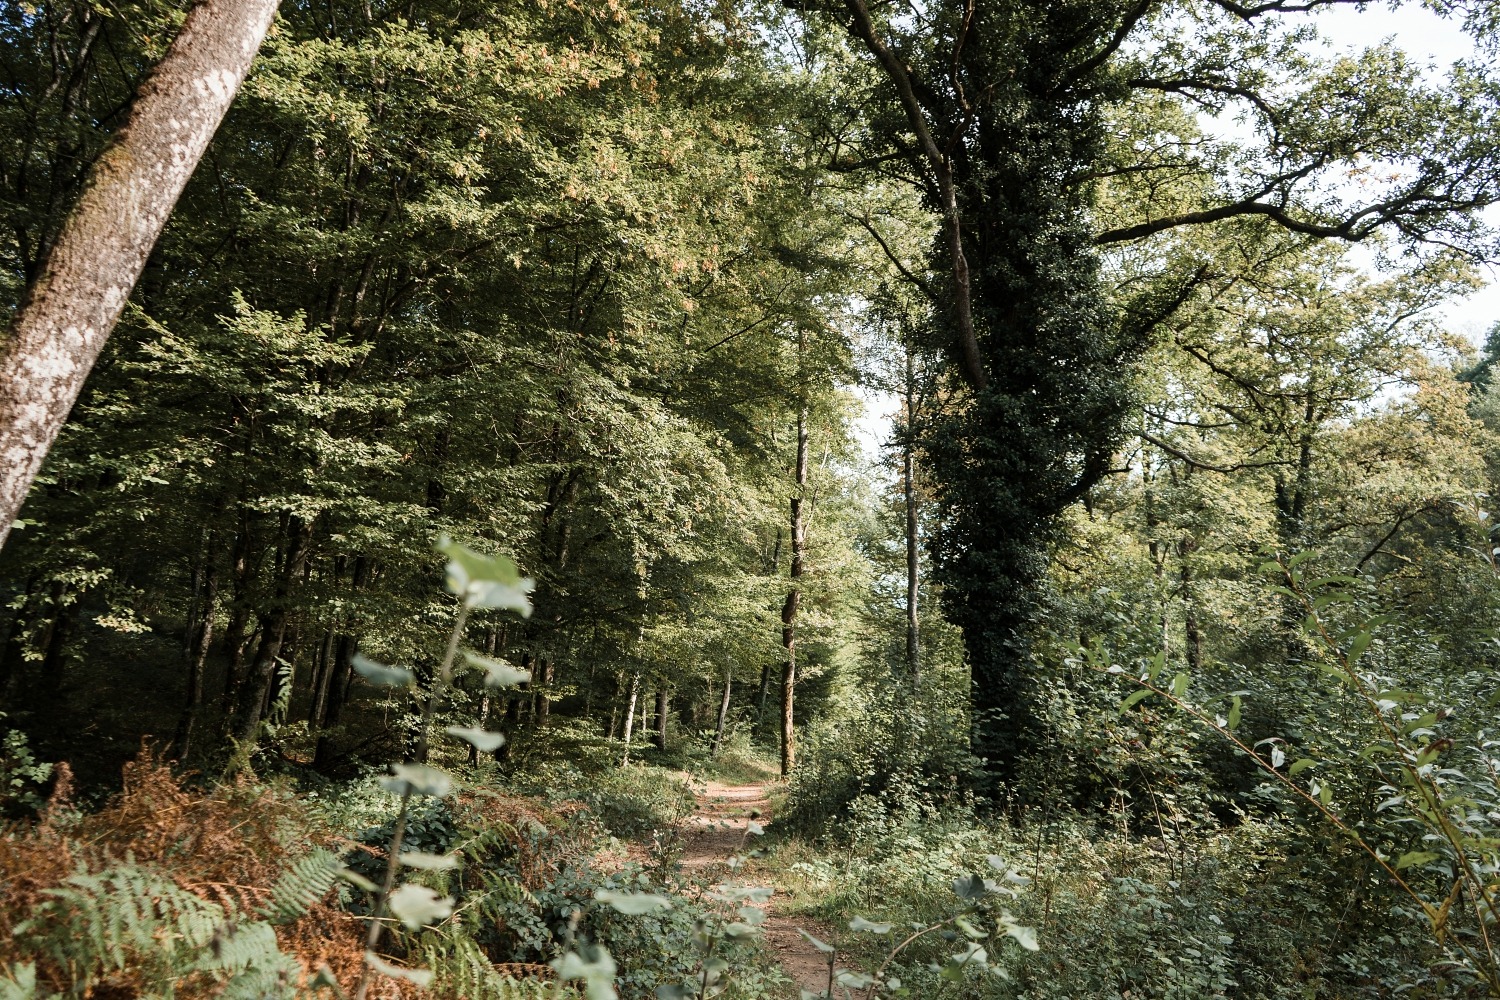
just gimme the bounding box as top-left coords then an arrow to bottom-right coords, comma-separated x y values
235,515 -> 313,741
171,539 -> 219,759
0,0 -> 283,549
781,404 -> 808,777
655,686 -> 668,751
903,346 -> 921,684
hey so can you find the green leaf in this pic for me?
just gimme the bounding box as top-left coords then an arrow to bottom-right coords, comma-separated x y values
352,655 -> 414,688
1227,695 -> 1243,731
338,867 -> 379,893
594,889 -> 673,914
464,652 -> 532,688
380,763 -> 453,798
1348,631 -> 1372,665
387,884 -> 454,930
1146,651 -> 1166,683
797,928 -> 835,953
1396,851 -> 1441,870
1170,672 -> 1189,699
436,536 -> 533,614
399,851 -> 459,870
1289,758 -> 1317,777
849,915 -> 893,934
952,873 -> 987,899
365,952 -> 433,987
1120,688 -> 1152,714
1005,922 -> 1040,951
553,947 -> 618,1000
445,725 -> 505,752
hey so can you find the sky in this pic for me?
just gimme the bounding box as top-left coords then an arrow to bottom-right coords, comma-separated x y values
853,3 -> 1500,460
1314,3 -> 1500,341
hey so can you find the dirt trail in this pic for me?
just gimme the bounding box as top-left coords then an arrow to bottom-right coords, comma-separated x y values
680,780 -> 832,996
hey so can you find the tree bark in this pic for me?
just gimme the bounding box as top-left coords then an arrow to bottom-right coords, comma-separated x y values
0,0 -> 282,548
711,668 -> 732,758
903,346 -> 920,684
781,405 -> 809,777
235,514 -> 313,741
621,671 -> 640,765
171,539 -> 219,759
655,686 -> 669,751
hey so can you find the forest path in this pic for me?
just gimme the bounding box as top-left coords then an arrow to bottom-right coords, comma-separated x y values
680,779 -> 831,996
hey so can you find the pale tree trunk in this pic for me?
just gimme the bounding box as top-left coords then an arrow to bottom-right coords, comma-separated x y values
903,346 -> 920,685
0,0 -> 281,548
621,671 -> 640,765
711,667 -> 732,758
781,405 -> 808,777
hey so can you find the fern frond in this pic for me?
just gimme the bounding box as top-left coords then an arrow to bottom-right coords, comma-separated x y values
17,864 -> 296,998
259,848 -> 341,925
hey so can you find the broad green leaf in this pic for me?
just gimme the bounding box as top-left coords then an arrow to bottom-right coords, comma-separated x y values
1396,851 -> 1441,870
446,725 -> 505,752
381,763 -> 453,798
553,947 -> 618,1000
365,952 -> 433,987
797,928 -> 835,953
836,970 -> 877,989
1289,758 -> 1317,777
952,873 -> 987,899
595,889 -> 672,914
338,867 -> 378,892
1170,672 -> 1189,699
1348,631 -> 1372,665
352,655 -> 414,688
1004,922 -> 1040,951
388,884 -> 454,930
738,906 -> 766,925
436,536 -> 533,614
465,652 -> 532,688
400,851 -> 459,870
850,915 -> 893,934
723,921 -> 760,938
955,914 -> 987,939
1227,695 -> 1242,730
1120,688 -> 1152,713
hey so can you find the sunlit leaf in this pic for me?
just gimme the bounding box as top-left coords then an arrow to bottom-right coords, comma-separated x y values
388,884 -> 454,930
352,655 -> 414,688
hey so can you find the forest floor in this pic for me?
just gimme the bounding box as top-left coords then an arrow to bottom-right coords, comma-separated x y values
679,779 -> 831,996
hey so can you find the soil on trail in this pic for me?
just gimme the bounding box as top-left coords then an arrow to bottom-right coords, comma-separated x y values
681,780 -> 832,997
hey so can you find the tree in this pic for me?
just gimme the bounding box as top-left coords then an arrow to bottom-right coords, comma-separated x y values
799,0 -> 1500,788
0,0 -> 280,548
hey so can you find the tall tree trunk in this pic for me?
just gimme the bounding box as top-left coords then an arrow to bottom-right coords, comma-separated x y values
903,346 -> 920,684
171,537 -> 219,759
0,0 -> 282,549
711,668 -> 732,758
235,514 -> 313,741
1179,535 -> 1204,673
535,657 -> 554,728
781,405 -> 809,777
621,671 -> 640,765
655,686 -> 669,751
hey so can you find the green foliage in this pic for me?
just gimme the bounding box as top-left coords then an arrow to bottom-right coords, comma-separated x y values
8,863 -> 299,999
0,715 -> 52,817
